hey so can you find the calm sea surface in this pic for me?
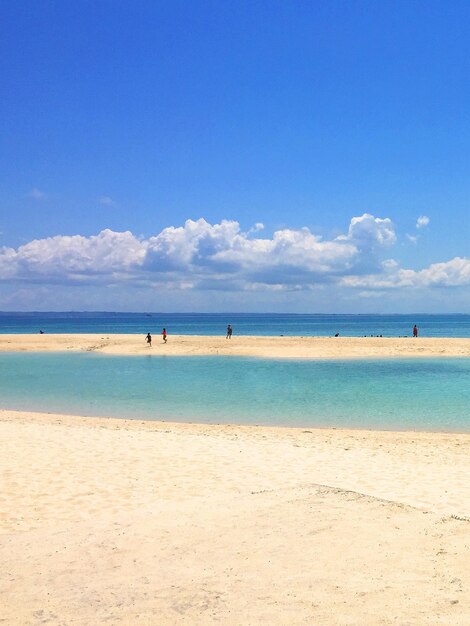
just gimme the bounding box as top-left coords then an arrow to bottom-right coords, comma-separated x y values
1,353 -> 469,432
1,312 -> 470,337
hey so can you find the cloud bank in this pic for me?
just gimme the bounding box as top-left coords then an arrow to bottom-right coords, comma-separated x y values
0,214 -> 468,294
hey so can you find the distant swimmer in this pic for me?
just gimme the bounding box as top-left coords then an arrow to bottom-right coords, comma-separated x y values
413,324 -> 418,338
39,330 -> 44,334
146,333 -> 152,347
226,324 -> 232,339
162,328 -> 167,343
334,333 -> 339,337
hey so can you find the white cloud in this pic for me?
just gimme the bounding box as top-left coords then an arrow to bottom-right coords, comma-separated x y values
143,217 -> 374,286
0,246 -> 17,279
416,215 -> 430,229
247,222 -> 264,234
28,188 -> 47,200
0,229 -> 145,283
0,216 -> 397,290
340,256 -> 470,290
411,257 -> 470,287
382,258 -> 398,270
406,234 -> 418,243
7,215 -> 468,293
99,196 -> 116,207
338,213 -> 396,247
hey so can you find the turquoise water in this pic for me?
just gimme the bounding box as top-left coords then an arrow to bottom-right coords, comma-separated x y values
2,312 -> 470,337
1,353 -> 470,432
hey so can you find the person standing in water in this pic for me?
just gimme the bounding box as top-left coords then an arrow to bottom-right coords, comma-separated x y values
226,324 -> 232,339
162,328 -> 167,343
413,324 -> 418,338
146,333 -> 152,347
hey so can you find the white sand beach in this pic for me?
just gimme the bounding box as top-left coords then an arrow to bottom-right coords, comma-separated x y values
1,333 -> 470,359
2,409 -> 470,625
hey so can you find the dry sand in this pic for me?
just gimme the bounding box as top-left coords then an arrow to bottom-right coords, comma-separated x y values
2,409 -> 470,625
1,333 -> 470,359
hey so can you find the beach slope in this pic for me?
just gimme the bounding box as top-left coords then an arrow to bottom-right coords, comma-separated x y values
1,410 -> 470,625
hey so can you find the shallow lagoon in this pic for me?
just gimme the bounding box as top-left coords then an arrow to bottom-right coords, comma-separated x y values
1,353 -> 470,432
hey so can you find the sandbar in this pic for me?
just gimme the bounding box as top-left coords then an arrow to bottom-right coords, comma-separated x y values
1,333 -> 470,358
1,409 -> 470,624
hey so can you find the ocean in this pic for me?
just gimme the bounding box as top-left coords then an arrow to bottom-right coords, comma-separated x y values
1,352 -> 470,432
1,312 -> 470,337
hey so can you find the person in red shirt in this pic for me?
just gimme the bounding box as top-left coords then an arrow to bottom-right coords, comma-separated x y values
413,324 -> 418,338
162,328 -> 167,343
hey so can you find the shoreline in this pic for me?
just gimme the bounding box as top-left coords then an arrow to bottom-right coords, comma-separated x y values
2,405 -> 470,436
1,333 -> 470,359
2,408 -> 470,624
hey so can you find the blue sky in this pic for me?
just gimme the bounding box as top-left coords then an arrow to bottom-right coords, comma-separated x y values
1,0 -> 470,312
